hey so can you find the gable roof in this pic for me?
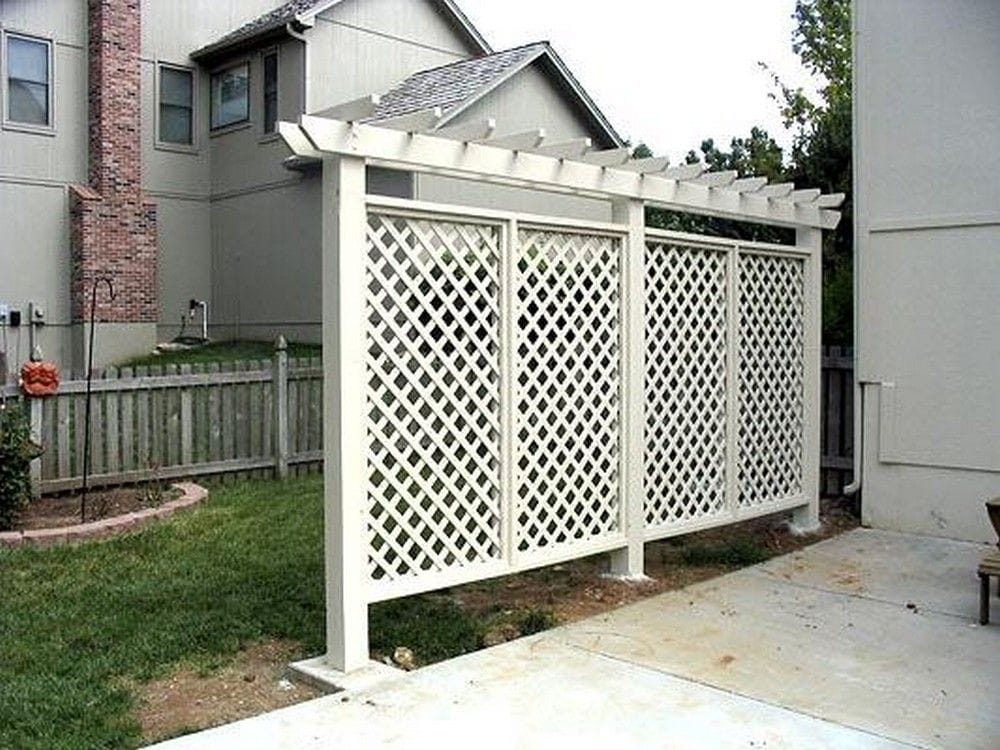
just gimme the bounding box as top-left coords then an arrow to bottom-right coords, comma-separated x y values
369,42 -> 624,149
191,0 -> 491,61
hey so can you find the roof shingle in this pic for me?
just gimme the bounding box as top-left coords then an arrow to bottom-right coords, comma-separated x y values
369,43 -> 546,122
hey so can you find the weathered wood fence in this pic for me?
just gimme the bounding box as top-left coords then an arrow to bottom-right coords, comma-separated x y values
3,343 -> 854,498
3,342 -> 323,495
820,345 -> 854,496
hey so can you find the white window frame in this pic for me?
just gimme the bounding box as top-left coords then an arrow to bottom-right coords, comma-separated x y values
1,29 -> 56,135
260,46 -> 280,141
155,60 -> 199,154
209,59 -> 251,134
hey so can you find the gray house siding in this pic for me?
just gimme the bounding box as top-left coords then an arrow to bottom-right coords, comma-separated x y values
855,0 -> 1000,543
0,0 -> 87,367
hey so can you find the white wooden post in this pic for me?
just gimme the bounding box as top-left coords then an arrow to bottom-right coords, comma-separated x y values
610,198 -> 647,578
273,336 -> 289,479
322,154 -> 370,673
792,226 -> 823,533
29,396 -> 43,500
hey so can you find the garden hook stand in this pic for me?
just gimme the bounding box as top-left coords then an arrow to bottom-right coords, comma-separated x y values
81,276 -> 116,523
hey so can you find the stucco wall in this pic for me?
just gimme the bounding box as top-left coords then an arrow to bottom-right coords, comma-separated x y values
855,0 -> 1000,543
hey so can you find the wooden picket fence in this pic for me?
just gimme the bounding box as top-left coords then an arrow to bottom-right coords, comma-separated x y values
820,345 -> 854,496
3,343 -> 323,495
3,343 -> 854,498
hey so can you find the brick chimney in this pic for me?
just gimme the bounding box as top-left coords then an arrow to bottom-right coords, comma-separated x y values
69,0 -> 157,365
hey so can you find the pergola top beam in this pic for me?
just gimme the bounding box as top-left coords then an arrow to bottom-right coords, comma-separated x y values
532,137 -> 592,159
285,116 -> 842,230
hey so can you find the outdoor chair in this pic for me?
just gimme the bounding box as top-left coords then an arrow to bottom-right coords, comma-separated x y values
979,498 -> 1000,625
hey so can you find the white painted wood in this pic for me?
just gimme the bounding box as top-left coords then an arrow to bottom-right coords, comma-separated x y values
610,198 -> 646,579
434,117 -> 497,142
729,177 -> 768,194
375,106 -> 443,133
312,93 -> 382,122
791,189 -> 822,205
480,128 -> 547,151
760,183 -> 795,199
815,193 -> 846,209
690,170 -> 738,188
322,154 -> 371,673
620,156 -> 671,174
793,227 -> 823,532
661,163 -> 708,181
580,147 -> 631,167
289,116 -> 842,229
532,137 -> 592,159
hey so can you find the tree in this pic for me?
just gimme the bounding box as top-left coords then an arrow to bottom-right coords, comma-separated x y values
769,0 -> 853,343
640,0 -> 853,343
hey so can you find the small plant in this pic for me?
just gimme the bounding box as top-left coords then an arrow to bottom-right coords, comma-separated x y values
679,537 -> 771,567
141,464 -> 166,507
518,608 -> 558,636
0,403 -> 41,530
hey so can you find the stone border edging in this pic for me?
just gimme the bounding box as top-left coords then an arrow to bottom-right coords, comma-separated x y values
0,482 -> 208,549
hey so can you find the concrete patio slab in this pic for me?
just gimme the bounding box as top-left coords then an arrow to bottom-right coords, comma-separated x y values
149,529 -> 999,750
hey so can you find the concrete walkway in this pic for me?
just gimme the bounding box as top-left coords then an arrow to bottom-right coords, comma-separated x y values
151,529 -> 1000,749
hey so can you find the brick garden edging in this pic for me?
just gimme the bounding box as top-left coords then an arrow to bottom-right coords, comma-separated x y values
0,482 -> 208,549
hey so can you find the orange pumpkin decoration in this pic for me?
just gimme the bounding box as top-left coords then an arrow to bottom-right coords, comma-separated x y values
20,361 -> 60,397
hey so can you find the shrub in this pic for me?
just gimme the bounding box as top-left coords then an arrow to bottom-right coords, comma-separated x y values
0,403 -> 40,530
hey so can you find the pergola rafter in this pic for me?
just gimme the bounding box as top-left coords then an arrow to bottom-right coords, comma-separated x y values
282,112 -> 843,229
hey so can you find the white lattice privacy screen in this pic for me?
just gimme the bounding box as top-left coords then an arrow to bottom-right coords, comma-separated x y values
362,206 -> 813,599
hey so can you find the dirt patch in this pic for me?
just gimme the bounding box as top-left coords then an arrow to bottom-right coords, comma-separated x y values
16,485 -> 179,531
452,498 -> 858,635
136,639 -> 321,746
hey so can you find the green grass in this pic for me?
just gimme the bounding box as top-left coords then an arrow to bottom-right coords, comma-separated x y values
0,477 -> 326,749
119,340 -> 322,368
0,476 -> 497,749
677,537 -> 772,567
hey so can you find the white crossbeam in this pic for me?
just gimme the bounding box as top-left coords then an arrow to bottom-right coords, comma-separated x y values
533,138 -> 592,159
375,107 -> 444,133
662,163 -> 707,181
729,177 -> 768,194
434,118 -> 497,143
620,156 -> 671,174
579,148 -> 632,167
815,192 -> 846,209
280,121 -> 321,157
312,94 -> 382,122
480,129 -> 547,151
690,170 -> 738,188
760,183 -> 795,199
286,117 -> 841,229
790,188 -> 822,204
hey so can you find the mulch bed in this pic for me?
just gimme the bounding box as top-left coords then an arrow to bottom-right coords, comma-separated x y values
15,485 -> 181,532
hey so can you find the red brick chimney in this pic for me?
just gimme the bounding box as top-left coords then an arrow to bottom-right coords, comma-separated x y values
69,0 -> 157,340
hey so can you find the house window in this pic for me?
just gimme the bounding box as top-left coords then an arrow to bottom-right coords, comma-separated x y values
263,51 -> 278,134
210,62 -> 249,130
5,34 -> 51,127
158,65 -> 194,145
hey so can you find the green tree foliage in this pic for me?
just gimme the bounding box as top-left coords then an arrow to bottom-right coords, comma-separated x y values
0,404 -> 40,530
641,0 -> 853,343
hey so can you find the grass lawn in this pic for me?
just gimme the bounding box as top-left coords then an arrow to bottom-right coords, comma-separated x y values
0,475 -> 854,748
119,340 -> 322,368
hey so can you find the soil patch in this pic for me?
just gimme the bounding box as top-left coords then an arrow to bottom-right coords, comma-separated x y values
449,498 -> 858,642
16,485 -> 180,531
136,639 -> 321,746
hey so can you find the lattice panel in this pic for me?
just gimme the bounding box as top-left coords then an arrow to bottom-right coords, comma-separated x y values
737,251 -> 805,507
644,241 -> 729,528
515,228 -> 622,553
365,213 -> 503,581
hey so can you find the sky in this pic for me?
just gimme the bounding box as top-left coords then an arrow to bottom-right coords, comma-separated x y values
458,0 -> 819,164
